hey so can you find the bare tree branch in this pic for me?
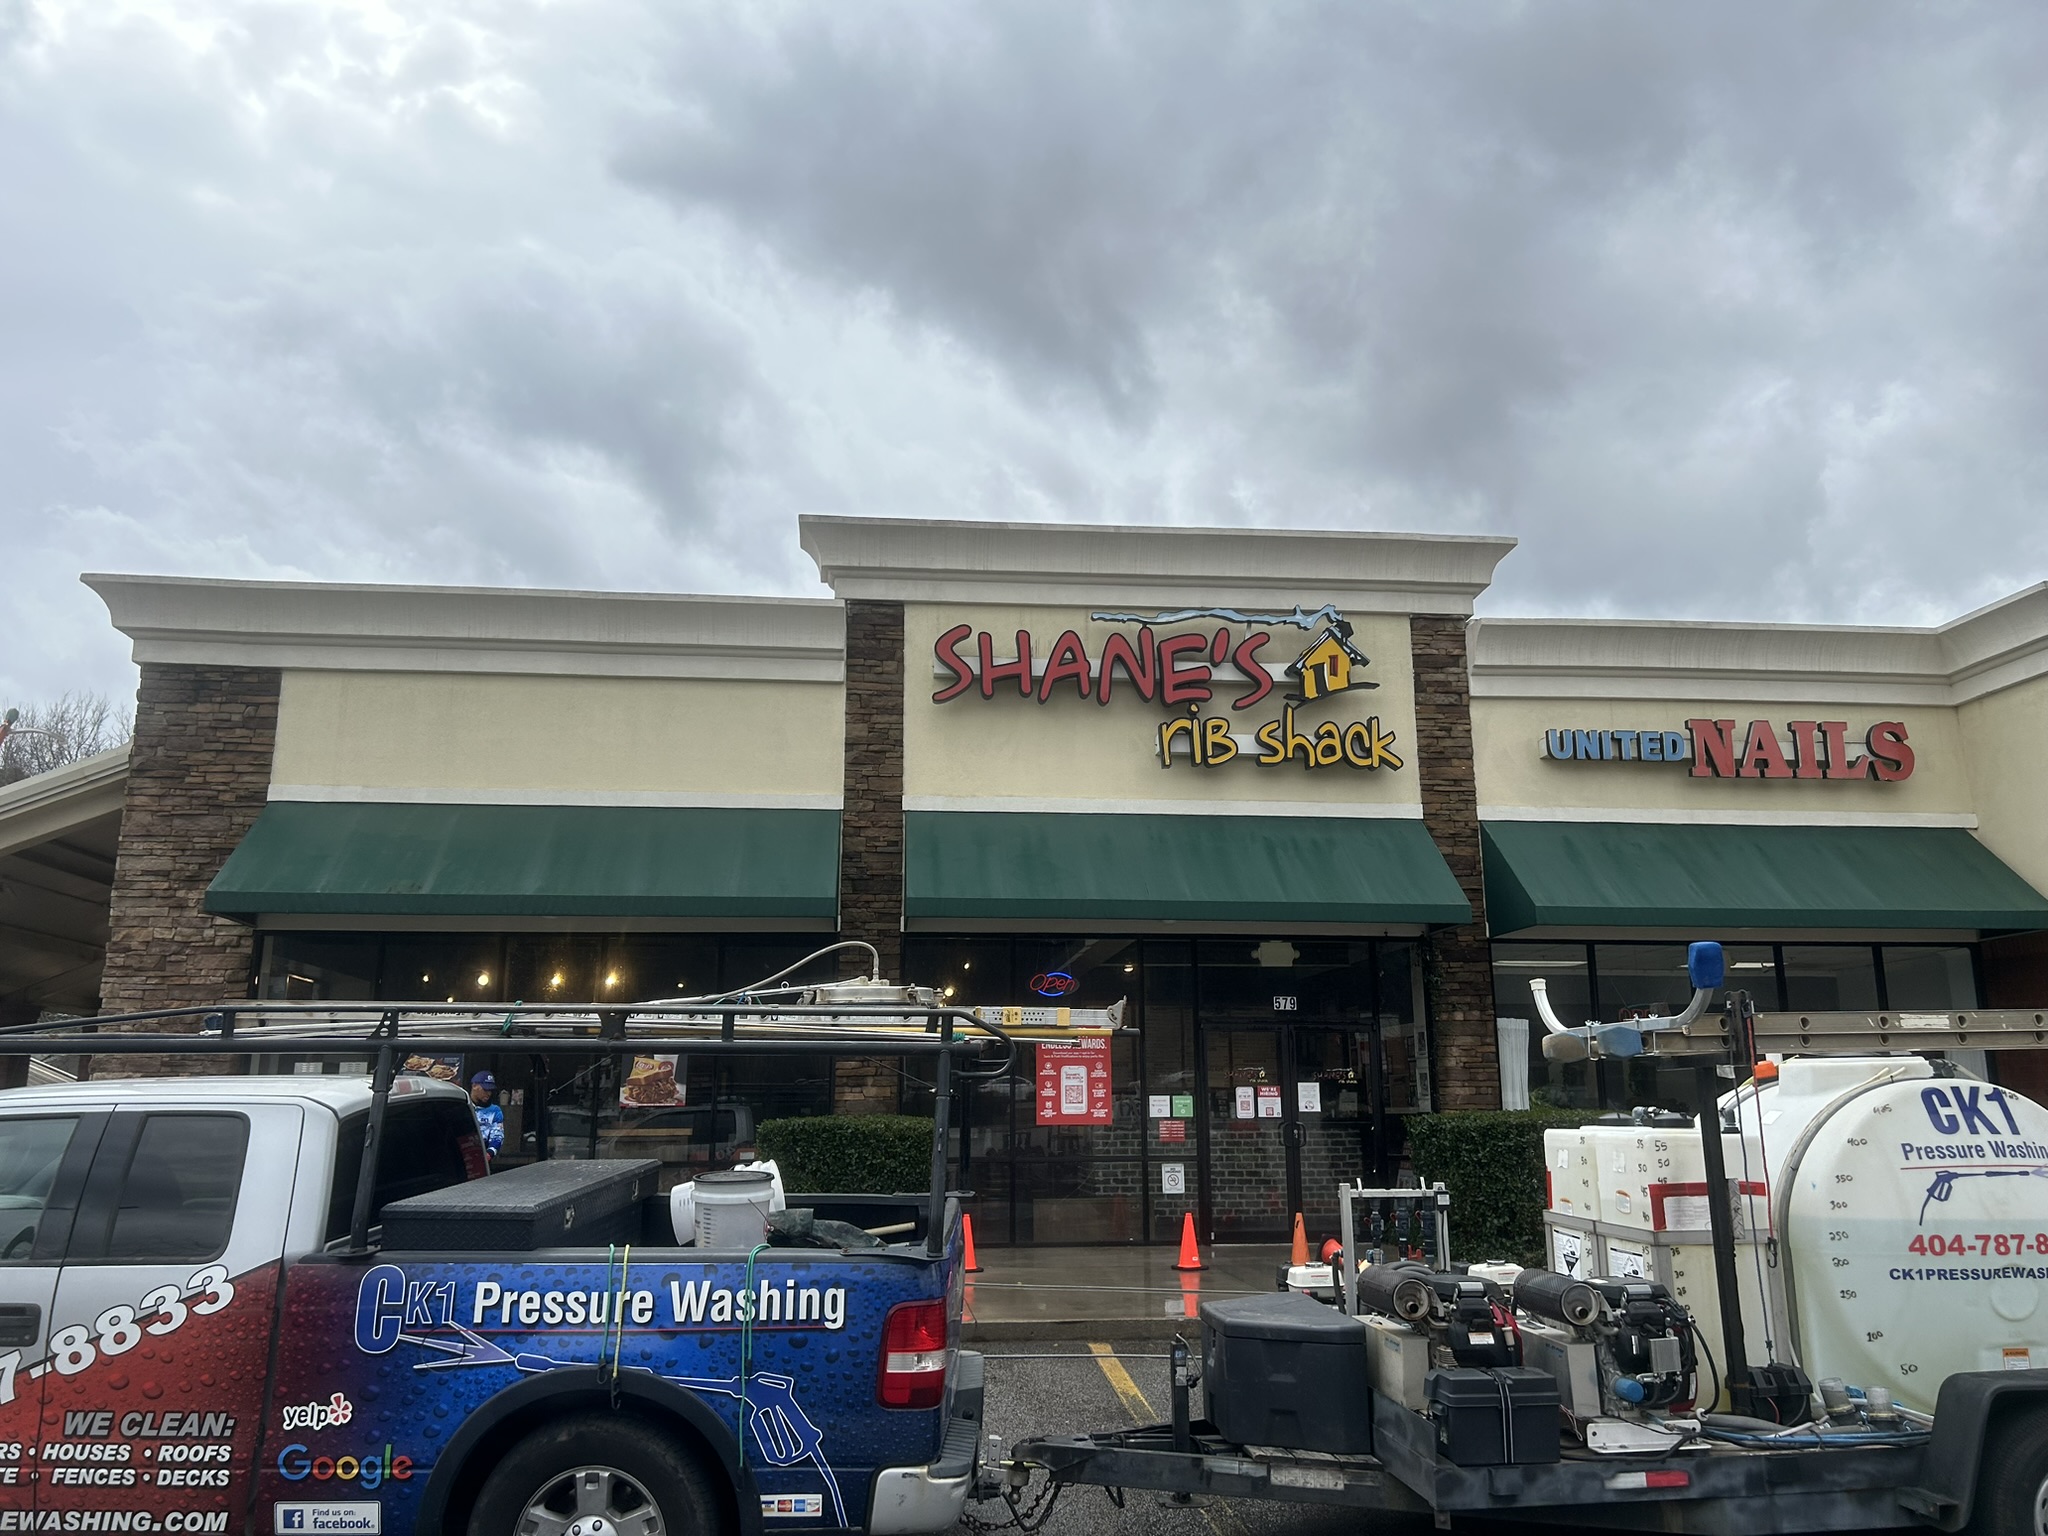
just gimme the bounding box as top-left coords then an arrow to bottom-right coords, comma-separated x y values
0,692 -> 134,786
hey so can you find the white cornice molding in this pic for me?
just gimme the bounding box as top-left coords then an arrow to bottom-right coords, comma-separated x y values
0,744 -> 130,859
1477,803 -> 1979,829
799,515 -> 1517,615
82,574 -> 846,682
903,794 -> 1423,818
1936,582 -> 2048,701
1470,587 -> 2048,706
268,785 -> 842,811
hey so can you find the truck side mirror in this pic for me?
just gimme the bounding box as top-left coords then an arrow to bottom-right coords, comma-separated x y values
1687,941 -> 1725,991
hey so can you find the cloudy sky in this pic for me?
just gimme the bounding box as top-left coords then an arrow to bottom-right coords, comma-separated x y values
5,1 -> 2046,705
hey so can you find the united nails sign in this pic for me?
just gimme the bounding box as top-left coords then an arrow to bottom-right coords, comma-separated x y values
1542,719 -> 1915,781
931,606 -> 1404,773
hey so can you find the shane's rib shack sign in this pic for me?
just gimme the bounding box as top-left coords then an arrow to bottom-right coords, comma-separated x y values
931,605 -> 1405,773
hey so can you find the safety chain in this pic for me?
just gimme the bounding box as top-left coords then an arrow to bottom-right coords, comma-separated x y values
960,1469 -> 1064,1534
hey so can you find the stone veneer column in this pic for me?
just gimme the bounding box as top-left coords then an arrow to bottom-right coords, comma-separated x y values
835,600 -> 906,1113
1409,615 -> 1500,1111
94,663 -> 280,1077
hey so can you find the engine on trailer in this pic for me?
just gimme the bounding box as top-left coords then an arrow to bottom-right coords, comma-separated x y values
1513,1271 -> 1702,1451
1356,1263 -> 1516,1367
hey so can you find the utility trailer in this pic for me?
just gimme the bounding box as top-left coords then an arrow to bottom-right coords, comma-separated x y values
989,989 -> 2048,1536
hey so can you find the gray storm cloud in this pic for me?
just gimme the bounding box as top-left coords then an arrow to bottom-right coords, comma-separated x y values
2,0 -> 2044,700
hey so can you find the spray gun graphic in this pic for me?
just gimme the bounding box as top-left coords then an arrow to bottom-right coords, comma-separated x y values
1918,1166 -> 2048,1224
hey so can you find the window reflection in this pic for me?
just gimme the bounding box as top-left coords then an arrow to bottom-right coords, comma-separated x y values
1783,946 -> 1880,1011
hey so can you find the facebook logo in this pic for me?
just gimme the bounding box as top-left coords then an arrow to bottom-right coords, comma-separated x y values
275,1507 -> 378,1535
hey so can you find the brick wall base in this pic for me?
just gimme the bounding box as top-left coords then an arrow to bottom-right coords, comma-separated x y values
93,664 -> 280,1078
1410,616 -> 1500,1111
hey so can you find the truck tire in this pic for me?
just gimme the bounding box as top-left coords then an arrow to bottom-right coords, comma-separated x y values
468,1413 -> 725,1536
1967,1402 -> 2048,1536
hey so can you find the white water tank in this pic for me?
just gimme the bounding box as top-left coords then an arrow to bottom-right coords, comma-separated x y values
1765,1059 -> 2048,1412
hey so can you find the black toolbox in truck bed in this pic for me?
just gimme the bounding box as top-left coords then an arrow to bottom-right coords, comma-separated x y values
381,1158 -> 661,1250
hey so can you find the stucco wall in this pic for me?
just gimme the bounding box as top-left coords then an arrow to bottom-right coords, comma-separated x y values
1471,696 -> 1974,820
902,604 -> 1423,811
1960,674 -> 2048,895
270,670 -> 845,803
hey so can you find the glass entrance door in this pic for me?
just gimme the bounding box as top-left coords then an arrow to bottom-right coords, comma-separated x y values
1203,1026 -> 1385,1242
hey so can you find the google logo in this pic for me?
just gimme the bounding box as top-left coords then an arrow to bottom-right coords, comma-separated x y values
276,1444 -> 413,1490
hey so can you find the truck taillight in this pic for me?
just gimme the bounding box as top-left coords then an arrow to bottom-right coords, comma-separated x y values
877,1298 -> 951,1409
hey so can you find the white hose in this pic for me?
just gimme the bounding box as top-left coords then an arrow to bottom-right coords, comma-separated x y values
1529,978 -> 1573,1036
1530,977 -> 1713,1034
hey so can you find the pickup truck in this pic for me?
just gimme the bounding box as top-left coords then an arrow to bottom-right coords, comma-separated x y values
0,1073 -> 980,1536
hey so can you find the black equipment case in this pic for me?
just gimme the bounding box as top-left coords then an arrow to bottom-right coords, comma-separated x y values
1200,1291 -> 1373,1455
1425,1366 -> 1561,1466
381,1158 -> 661,1251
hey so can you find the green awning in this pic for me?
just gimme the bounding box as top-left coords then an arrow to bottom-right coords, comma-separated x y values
1482,820 -> 2048,934
205,801 -> 839,920
904,811 -> 1470,925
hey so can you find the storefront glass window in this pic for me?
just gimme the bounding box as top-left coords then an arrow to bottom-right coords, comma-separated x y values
1143,942 -> 1198,1245
1880,946 -> 1979,1010
1595,944 -> 1780,1017
1376,942 -> 1422,1112
605,936 -> 723,1001
382,936 -> 505,1004
1489,943 -> 1593,1109
507,935 -> 608,1003
1782,946 -> 1881,1011
1203,1027 -> 1288,1241
256,935 -> 378,1000
255,932 -> 864,1192
1008,940 -> 1144,1241
1195,939 -> 1372,1024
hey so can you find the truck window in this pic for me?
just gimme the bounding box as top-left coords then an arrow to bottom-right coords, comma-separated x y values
325,1098 -> 483,1243
0,1117 -> 79,1262
104,1114 -> 250,1262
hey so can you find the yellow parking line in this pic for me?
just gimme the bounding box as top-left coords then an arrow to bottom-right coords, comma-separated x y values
1087,1342 -> 1154,1422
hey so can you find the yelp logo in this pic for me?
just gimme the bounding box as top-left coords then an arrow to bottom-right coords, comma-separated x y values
280,1395 -> 354,1432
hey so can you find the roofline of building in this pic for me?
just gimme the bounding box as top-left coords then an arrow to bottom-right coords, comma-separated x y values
82,573 -> 847,683
1470,582 -> 2048,706
0,744 -> 130,861
798,513 -> 1519,615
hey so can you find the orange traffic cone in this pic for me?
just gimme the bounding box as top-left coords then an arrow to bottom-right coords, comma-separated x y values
1173,1211 -> 1206,1272
962,1212 -> 983,1274
1290,1213 -> 1309,1268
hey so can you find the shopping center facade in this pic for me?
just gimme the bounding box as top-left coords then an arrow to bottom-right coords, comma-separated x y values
6,516 -> 2047,1245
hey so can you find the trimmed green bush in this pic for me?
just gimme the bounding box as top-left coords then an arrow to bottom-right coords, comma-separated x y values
756,1115 -> 935,1194
1404,1108 -> 1588,1266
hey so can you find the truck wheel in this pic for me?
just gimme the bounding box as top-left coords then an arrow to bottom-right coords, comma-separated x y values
469,1414 -> 723,1536
1968,1402 -> 2048,1536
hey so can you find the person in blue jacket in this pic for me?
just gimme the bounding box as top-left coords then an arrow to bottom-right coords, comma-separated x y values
469,1071 -> 504,1165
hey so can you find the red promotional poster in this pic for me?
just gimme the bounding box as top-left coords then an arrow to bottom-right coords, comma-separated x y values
1036,1038 -> 1112,1125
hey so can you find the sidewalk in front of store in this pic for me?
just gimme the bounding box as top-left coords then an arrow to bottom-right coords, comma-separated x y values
961,1243 -> 1291,1340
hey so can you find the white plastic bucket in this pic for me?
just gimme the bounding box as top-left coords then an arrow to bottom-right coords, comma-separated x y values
731,1158 -> 787,1213
668,1181 -> 697,1243
693,1168 -> 774,1248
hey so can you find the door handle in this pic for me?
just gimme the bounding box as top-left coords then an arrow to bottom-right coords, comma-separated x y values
0,1305 -> 41,1347
1284,1122 -> 1305,1148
